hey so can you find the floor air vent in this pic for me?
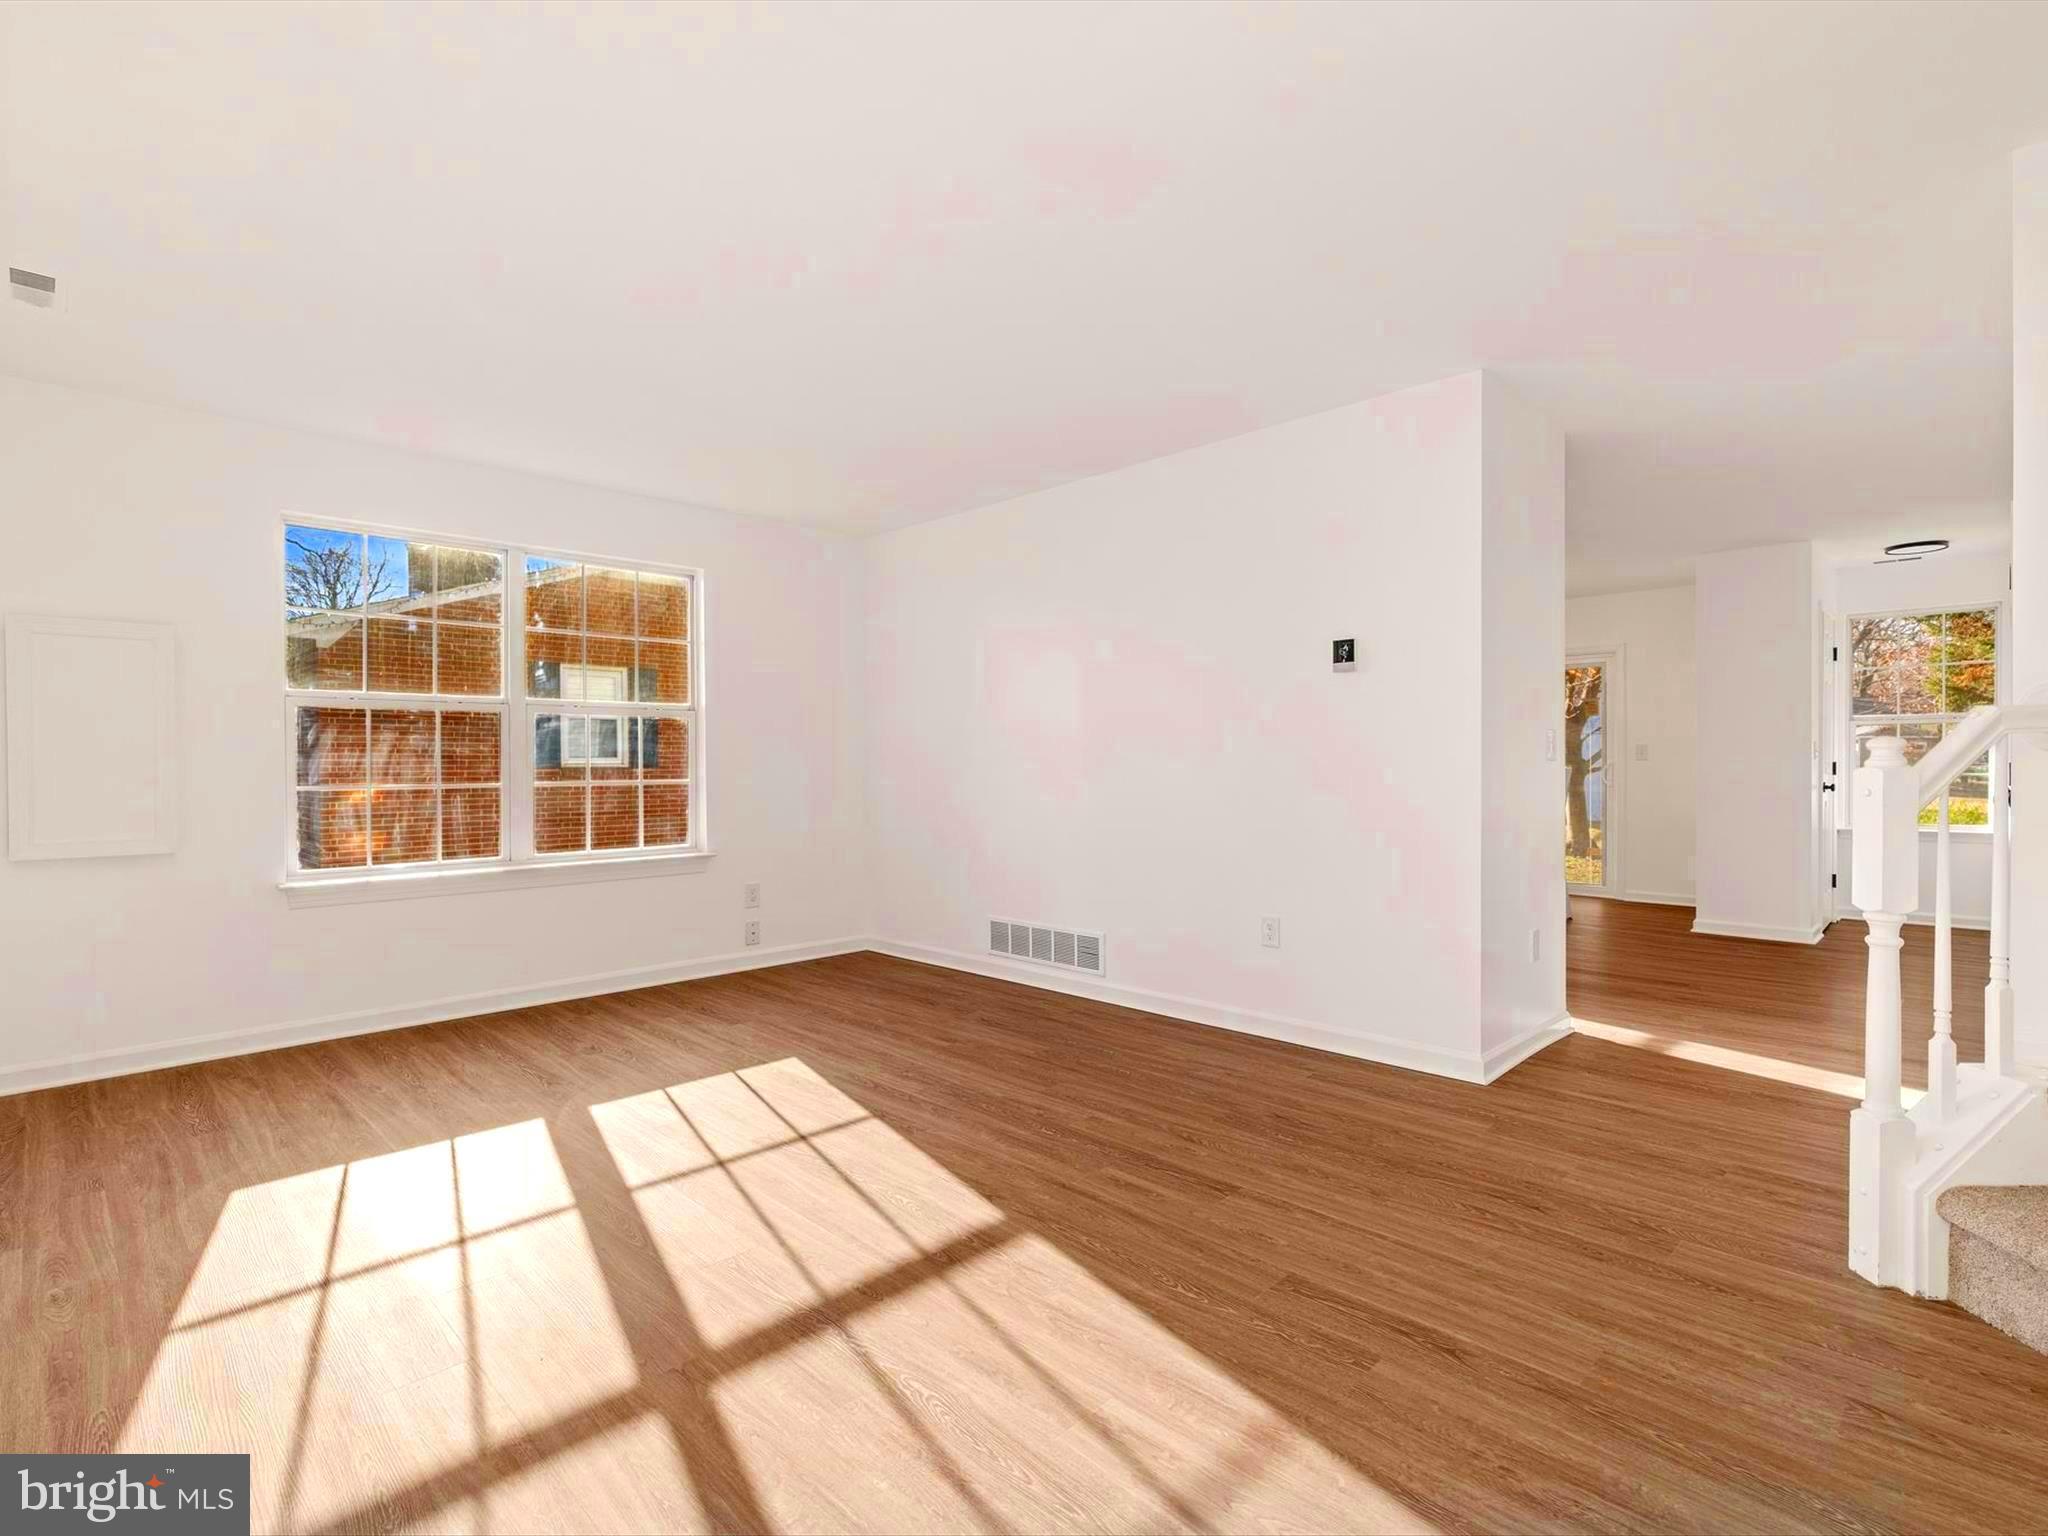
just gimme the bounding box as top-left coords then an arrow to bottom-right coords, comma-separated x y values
989,917 -> 1105,976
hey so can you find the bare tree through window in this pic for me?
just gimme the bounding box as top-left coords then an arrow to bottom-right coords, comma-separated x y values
1565,663 -> 1606,886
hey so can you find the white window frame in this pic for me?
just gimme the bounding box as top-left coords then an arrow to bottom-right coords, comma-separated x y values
279,515 -> 707,902
554,664 -> 632,767
518,546 -> 698,864
560,714 -> 629,769
1841,600 -> 2004,835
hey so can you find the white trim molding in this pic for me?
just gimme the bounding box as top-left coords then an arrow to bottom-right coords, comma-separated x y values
282,848 -> 715,906
1481,1014 -> 1573,1083
0,936 -> 863,1099
1690,917 -> 1829,944
1568,888 -> 1695,909
1836,906 -> 1992,932
4,935 -> 1577,1100
871,938 -> 1558,1085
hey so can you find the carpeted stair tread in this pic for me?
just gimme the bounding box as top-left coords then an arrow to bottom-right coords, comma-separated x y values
1948,1227 -> 2048,1355
1937,1185 -> 2048,1271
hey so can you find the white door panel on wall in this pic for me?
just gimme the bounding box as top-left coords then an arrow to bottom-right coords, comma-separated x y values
5,614 -> 178,859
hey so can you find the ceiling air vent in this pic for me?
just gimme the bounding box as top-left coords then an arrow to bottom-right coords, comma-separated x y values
988,917 -> 1105,977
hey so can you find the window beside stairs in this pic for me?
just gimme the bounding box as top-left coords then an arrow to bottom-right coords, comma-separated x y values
1850,606 -> 1998,826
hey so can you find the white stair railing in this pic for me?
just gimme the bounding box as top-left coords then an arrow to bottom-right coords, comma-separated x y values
1849,704 -> 2045,1289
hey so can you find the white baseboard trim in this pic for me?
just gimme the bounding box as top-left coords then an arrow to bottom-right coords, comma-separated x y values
1836,907 -> 1992,932
1567,888 -> 1696,908
870,938 -> 1522,1085
1480,1013 -> 1572,1083
1689,917 -> 1828,945
6,933 -> 1577,1100
0,937 -> 869,1100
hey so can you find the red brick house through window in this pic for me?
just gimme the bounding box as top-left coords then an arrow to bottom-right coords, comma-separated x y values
285,524 -> 695,875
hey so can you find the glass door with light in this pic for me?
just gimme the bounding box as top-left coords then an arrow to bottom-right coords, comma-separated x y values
1565,658 -> 1614,893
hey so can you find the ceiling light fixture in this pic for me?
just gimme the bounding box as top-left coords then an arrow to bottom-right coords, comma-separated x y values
1883,539 -> 1949,557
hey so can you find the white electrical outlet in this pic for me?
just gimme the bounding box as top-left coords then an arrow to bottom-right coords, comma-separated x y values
1634,743 -> 1650,762
743,882 -> 761,909
744,920 -> 761,947
1545,728 -> 1557,762
1261,916 -> 1282,949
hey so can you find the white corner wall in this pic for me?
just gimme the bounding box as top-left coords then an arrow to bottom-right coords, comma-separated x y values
1694,542 -> 1822,943
2013,143 -> 2048,1063
864,371 -> 1566,1082
0,375 -> 871,1092
1479,381 -> 1568,1059
1564,585 -> 1698,907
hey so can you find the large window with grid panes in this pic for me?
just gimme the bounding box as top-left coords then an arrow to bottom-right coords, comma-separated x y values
1849,605 -> 1998,827
283,520 -> 697,876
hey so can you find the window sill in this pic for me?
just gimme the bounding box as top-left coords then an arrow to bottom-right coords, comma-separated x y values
281,850 -> 714,908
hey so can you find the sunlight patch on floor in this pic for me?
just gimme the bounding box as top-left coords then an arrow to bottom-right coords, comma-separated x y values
480,1404 -> 711,1536
1572,1015 -> 1925,1105
124,1057 -> 1432,1534
604,1058 -> 1432,1535
125,1120 -> 637,1532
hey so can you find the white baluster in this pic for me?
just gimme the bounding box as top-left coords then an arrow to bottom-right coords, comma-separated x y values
1849,734 -> 1918,1286
1863,909 -> 1907,1117
1854,736 -> 1915,1120
1986,741 -> 2015,1076
1929,790 -> 1955,1117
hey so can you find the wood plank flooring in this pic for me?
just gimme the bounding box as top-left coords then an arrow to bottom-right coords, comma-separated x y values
3,898 -> 2045,1533
1566,894 -> 1989,1091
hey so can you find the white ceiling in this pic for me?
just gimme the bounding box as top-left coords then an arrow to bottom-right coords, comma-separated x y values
4,1 -> 2044,593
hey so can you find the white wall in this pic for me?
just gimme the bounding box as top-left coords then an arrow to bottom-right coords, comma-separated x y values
1479,382 -> 1568,1055
2012,143 -> 2048,1062
1829,550 -> 2010,929
1564,585 -> 1697,905
1831,550 -> 2010,618
1693,543 -> 1821,942
864,371 -> 1566,1081
4,369 -> 1568,1092
0,375 -> 870,1091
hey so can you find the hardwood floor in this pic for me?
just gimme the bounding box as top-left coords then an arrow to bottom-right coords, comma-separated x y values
1566,894 -> 1989,1091
4,902 -> 2045,1533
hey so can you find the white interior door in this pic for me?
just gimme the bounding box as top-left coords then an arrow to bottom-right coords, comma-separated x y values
1818,608 -> 1842,923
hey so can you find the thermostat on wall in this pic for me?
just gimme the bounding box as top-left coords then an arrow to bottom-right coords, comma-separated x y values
1332,638 -> 1356,672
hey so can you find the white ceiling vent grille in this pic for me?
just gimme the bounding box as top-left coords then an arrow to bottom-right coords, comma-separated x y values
988,917 -> 1104,977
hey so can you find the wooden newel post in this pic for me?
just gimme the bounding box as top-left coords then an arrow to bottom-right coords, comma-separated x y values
1848,735 -> 1919,1286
